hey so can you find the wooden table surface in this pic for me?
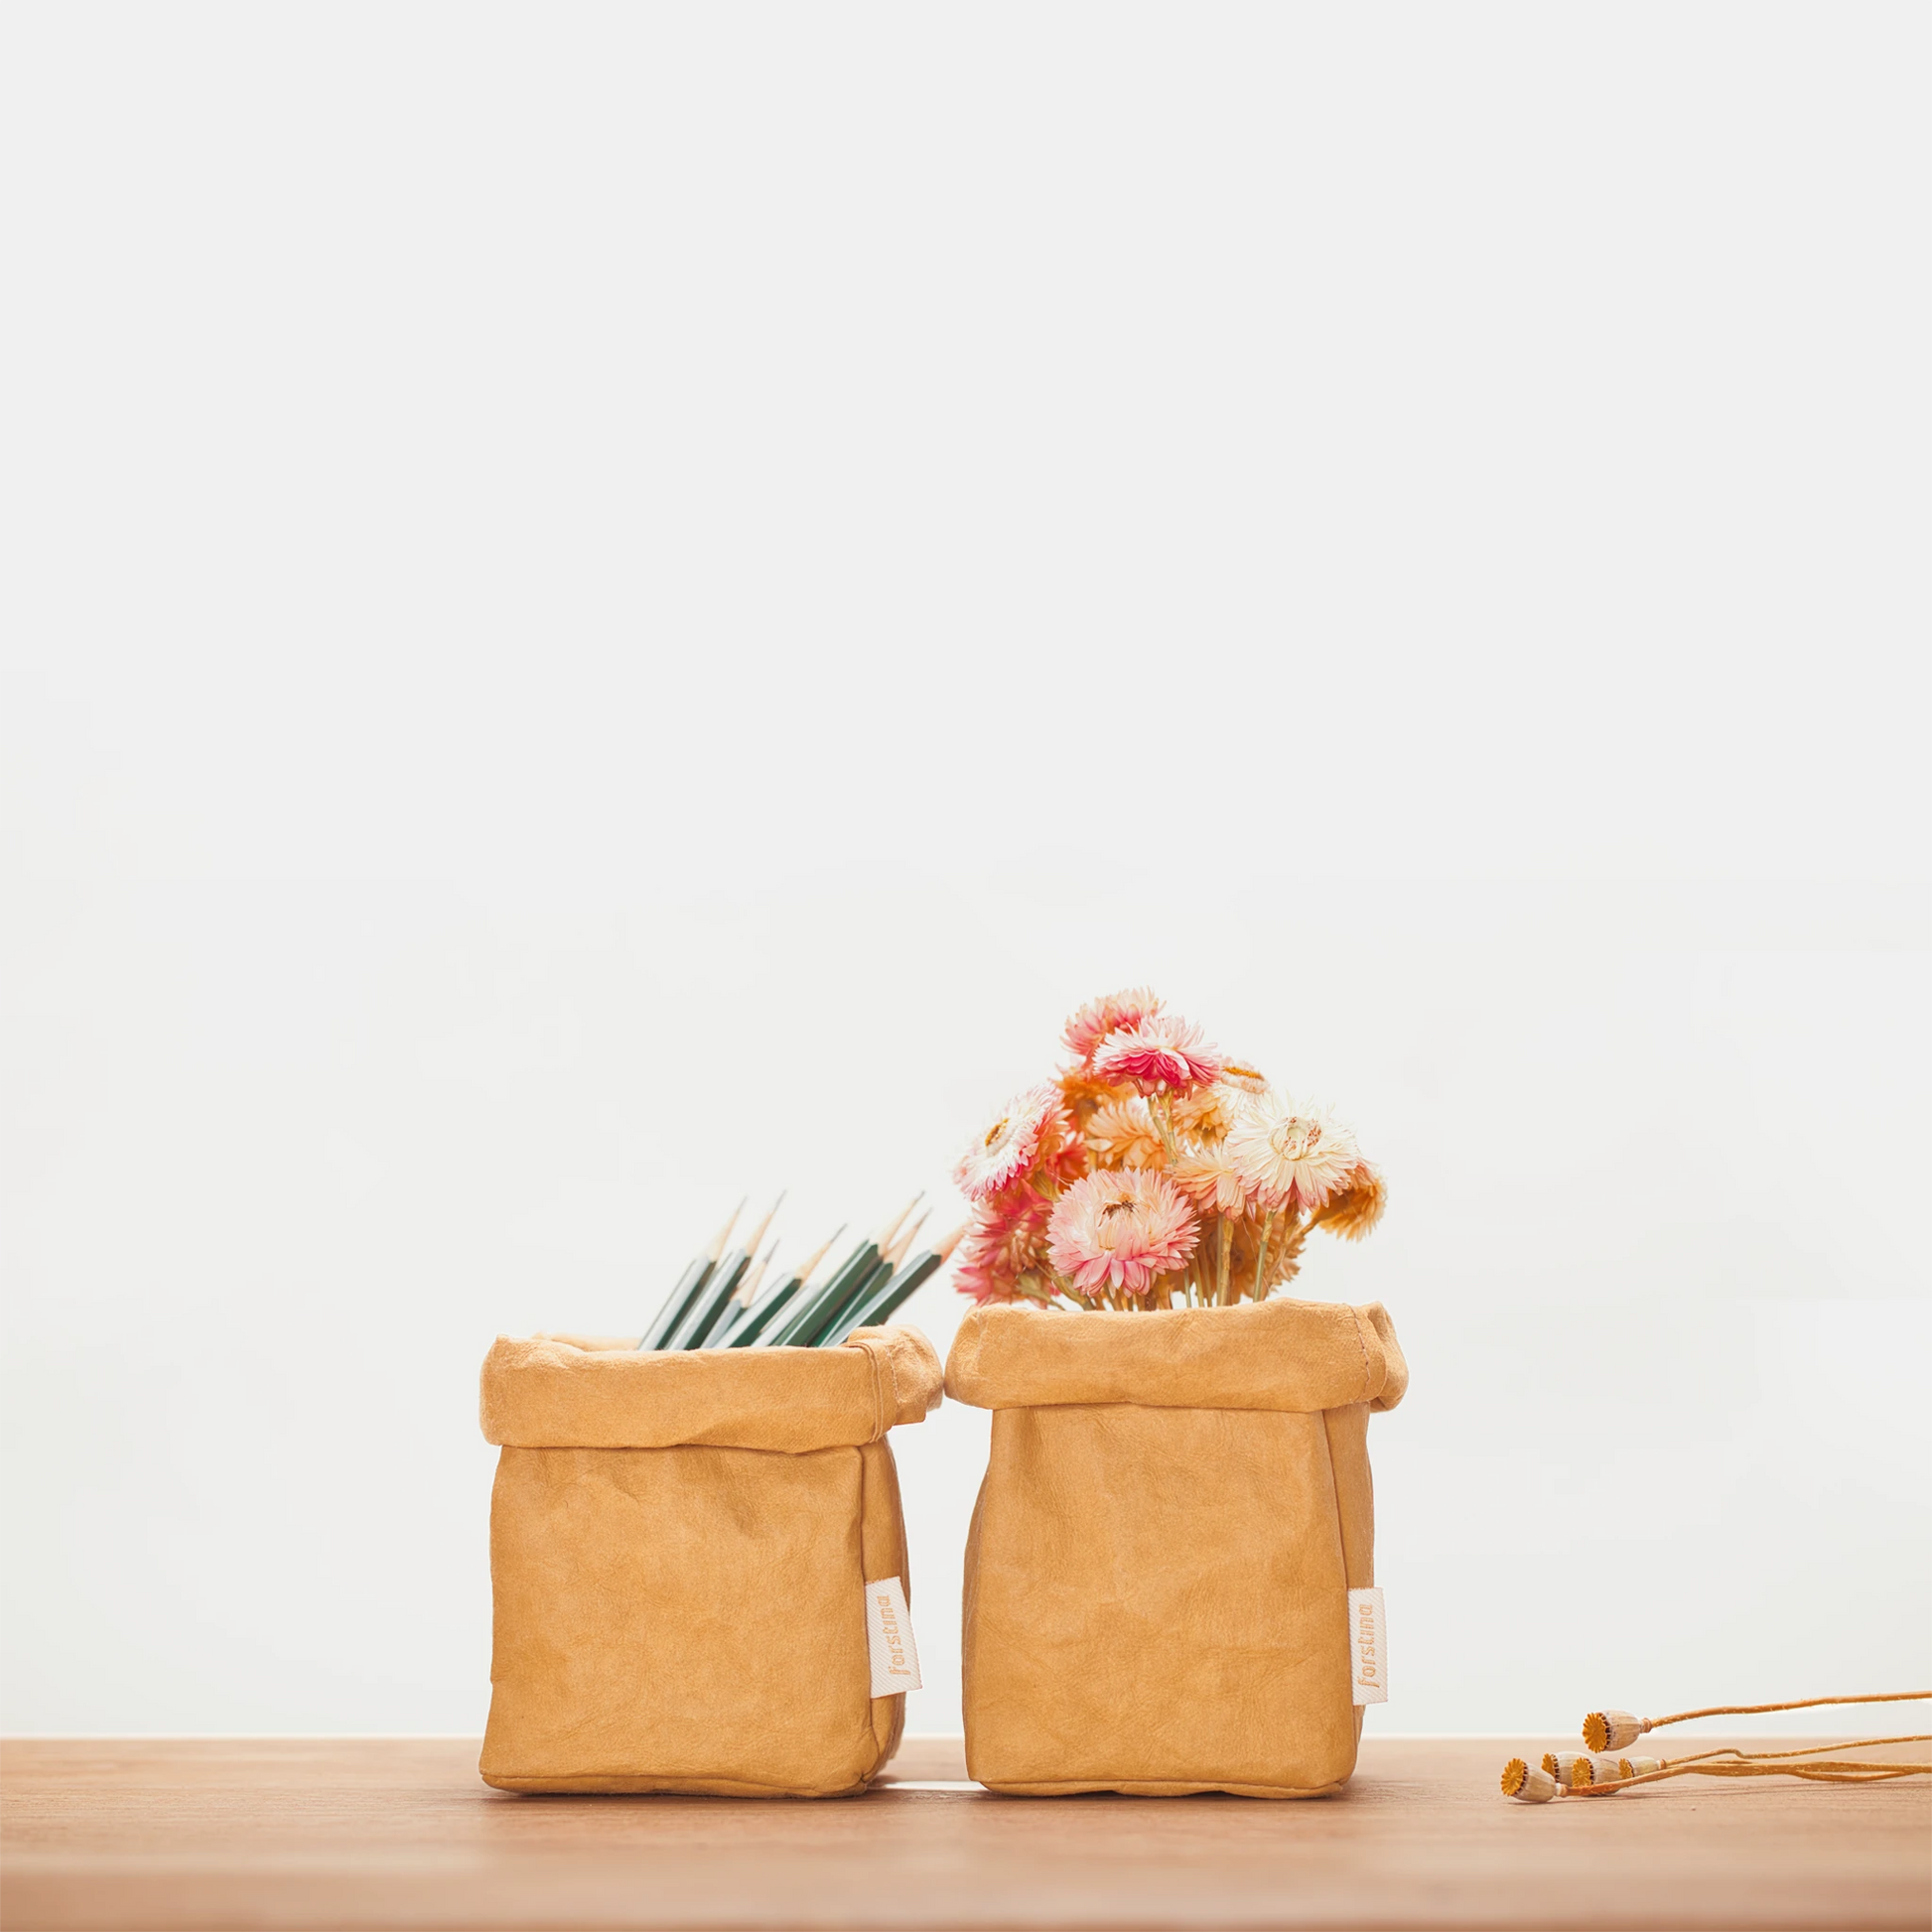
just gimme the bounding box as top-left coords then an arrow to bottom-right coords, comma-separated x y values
3,1735 -> 1925,1931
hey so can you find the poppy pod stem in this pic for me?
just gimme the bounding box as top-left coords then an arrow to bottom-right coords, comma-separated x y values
1566,1753 -> 1932,1796
1508,1732 -> 1932,1803
1679,1735 -> 1931,1770
1586,1691 -> 1930,1753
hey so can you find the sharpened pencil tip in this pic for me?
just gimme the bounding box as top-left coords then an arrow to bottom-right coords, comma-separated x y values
744,1192 -> 785,1257
796,1225 -> 846,1286
876,1193 -> 921,1251
709,1197 -> 749,1261
739,1235 -> 781,1303
886,1208 -> 930,1267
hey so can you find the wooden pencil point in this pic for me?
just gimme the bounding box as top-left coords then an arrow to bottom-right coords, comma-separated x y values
876,1193 -> 921,1253
886,1209 -> 930,1268
708,1198 -> 748,1262
744,1192 -> 785,1258
740,1237 -> 780,1304
795,1226 -> 846,1286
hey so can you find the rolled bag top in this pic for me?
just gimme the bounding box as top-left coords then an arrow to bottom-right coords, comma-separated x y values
945,1296 -> 1407,1415
480,1325 -> 944,1452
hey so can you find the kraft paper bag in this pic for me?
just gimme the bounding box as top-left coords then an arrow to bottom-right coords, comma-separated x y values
946,1296 -> 1407,1798
479,1323 -> 942,1796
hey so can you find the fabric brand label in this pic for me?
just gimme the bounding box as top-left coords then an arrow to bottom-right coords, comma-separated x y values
864,1577 -> 921,1697
1349,1587 -> 1387,1705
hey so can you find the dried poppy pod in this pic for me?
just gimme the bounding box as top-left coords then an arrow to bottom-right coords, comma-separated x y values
1626,1754 -> 1662,1777
1585,1709 -> 1647,1752
1542,1750 -> 1589,1785
1500,1758 -> 1560,1804
1569,1752 -> 1630,1789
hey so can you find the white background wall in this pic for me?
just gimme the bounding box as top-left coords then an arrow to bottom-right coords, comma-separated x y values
3,5 -> 1926,1740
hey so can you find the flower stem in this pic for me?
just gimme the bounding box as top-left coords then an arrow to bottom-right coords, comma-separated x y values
1252,1209 -> 1277,1302
1216,1216 -> 1232,1305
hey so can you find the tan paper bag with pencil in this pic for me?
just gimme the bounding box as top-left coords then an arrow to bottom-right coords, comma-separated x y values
480,1324 -> 942,1795
946,1296 -> 1407,1797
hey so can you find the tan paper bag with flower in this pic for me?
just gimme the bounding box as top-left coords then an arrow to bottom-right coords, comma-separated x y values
479,1324 -> 942,1795
946,1296 -> 1407,1797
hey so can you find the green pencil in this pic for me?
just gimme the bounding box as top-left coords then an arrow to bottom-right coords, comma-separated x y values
669,1196 -> 781,1349
763,1239 -> 875,1348
717,1226 -> 844,1348
825,1225 -> 961,1342
764,1196 -> 909,1349
776,1196 -> 924,1346
704,1234 -> 779,1347
639,1199 -> 742,1349
809,1208 -> 927,1345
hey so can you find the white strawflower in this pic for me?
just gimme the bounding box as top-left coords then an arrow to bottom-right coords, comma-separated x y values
1224,1093 -> 1361,1212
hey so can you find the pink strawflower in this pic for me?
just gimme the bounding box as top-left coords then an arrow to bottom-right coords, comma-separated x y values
1091,1013 -> 1227,1095
1042,1120 -> 1090,1190
952,1191 -> 1052,1305
950,1240 -> 1004,1304
953,1083 -> 1062,1201
1046,1169 -> 1199,1297
1225,1093 -> 1361,1213
1062,986 -> 1165,1063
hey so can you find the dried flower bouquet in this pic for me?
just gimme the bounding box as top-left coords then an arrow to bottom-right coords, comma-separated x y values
952,987 -> 1386,1310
